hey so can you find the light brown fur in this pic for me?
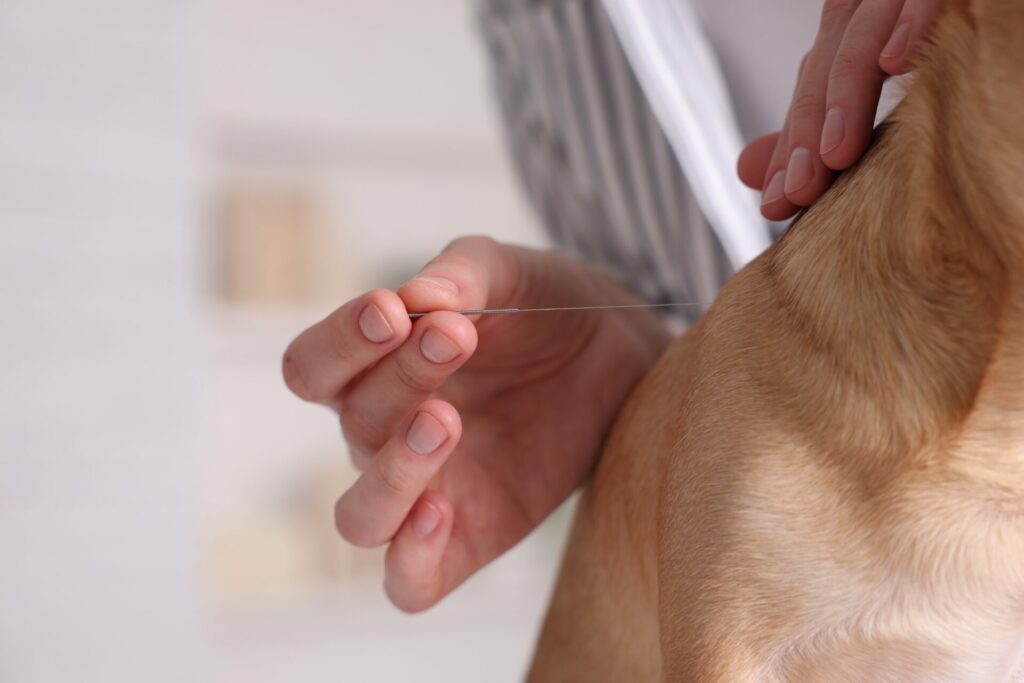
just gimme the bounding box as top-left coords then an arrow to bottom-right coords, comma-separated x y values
529,1 -> 1024,680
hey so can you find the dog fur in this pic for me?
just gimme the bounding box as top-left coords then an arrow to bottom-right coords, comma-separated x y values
528,1 -> 1024,680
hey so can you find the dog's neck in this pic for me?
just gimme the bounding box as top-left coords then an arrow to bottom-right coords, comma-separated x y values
761,0 -> 1024,493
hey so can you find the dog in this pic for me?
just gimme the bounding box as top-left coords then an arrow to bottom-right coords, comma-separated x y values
527,1 -> 1024,680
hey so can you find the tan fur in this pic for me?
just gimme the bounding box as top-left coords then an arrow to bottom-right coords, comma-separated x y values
528,1 -> 1024,680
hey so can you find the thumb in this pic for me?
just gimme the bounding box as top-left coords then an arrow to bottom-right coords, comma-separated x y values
397,235 -> 519,318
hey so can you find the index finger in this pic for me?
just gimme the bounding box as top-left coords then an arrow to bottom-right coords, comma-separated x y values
819,0 -> 906,170
282,288 -> 413,404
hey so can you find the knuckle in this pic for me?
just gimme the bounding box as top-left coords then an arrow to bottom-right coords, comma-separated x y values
374,450 -> 416,495
441,236 -> 497,280
338,406 -> 389,456
820,0 -> 860,27
365,287 -> 392,302
281,351 -> 318,402
392,355 -> 438,395
327,312 -> 357,365
829,49 -> 860,82
788,91 -> 823,125
347,447 -> 372,472
798,52 -> 811,78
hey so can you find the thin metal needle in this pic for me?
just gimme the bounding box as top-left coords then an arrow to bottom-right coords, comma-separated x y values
407,302 -> 712,318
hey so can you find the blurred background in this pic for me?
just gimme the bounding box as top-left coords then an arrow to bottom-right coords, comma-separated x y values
0,1 -> 566,681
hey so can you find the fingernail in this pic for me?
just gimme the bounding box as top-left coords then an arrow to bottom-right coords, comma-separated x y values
406,411 -> 448,455
415,276 -> 459,294
411,501 -> 441,539
761,170 -> 786,206
784,147 -> 814,195
820,108 -> 845,156
881,23 -> 911,60
420,328 -> 461,364
358,304 -> 393,343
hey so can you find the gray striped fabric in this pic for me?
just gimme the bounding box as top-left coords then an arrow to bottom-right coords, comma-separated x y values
477,0 -> 734,322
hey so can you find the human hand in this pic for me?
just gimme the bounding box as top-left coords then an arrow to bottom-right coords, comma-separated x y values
282,237 -> 671,612
737,0 -> 945,220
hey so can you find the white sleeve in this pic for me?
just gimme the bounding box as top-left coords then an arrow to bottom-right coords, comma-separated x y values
600,0 -> 773,271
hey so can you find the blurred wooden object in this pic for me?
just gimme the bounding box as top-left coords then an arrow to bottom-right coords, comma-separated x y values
206,454 -> 384,604
217,184 -> 357,305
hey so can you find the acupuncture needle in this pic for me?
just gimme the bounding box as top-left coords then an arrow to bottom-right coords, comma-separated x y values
407,302 -> 712,318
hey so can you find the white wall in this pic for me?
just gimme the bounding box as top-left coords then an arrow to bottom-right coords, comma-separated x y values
196,0 -> 500,139
0,2 -> 199,681
194,0 -> 547,279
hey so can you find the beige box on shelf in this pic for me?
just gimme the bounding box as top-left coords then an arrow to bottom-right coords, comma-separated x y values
216,183 -> 361,306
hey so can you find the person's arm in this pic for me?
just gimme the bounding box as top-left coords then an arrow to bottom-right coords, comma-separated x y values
738,0 -> 946,219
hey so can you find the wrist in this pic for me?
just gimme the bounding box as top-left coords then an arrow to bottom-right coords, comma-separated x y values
585,306 -> 672,439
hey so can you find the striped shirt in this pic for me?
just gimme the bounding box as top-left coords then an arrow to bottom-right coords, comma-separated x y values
476,0 -> 816,322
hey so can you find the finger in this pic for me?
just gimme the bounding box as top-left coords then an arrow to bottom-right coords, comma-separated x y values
340,310 -> 477,455
878,0 -> 945,76
334,400 -> 461,548
397,235 -> 519,318
820,0 -> 907,170
778,5 -> 873,209
783,0 -> 879,212
383,491 -> 454,613
762,1 -> 867,219
760,55 -> 807,220
737,132 -> 781,190
282,289 -> 412,404
760,123 -> 801,221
